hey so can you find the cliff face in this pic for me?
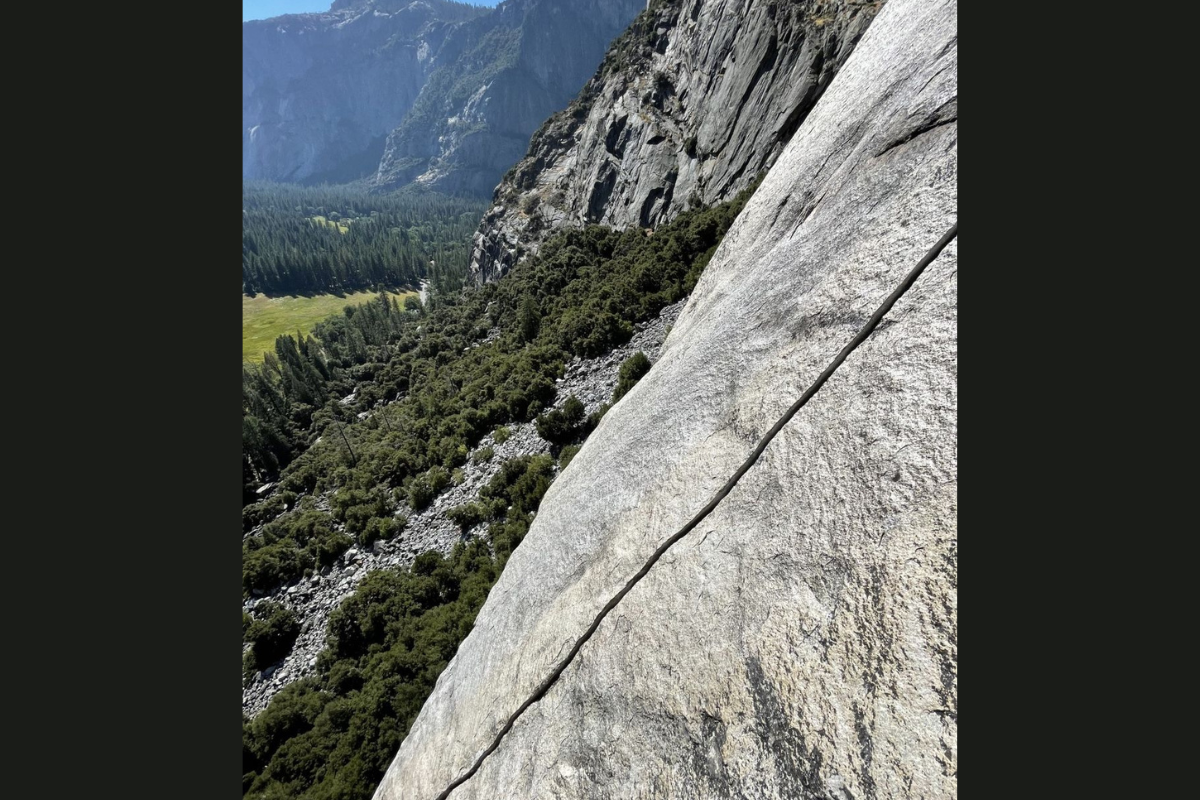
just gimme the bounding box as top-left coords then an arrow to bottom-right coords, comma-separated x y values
243,0 -> 640,190
374,0 -> 644,195
469,0 -> 883,283
242,1 -> 481,183
375,0 -> 957,795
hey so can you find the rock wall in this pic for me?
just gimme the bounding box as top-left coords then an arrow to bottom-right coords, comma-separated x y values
469,0 -> 882,283
376,0 -> 957,796
242,1 -> 476,183
374,0 -> 644,195
243,0 -> 640,189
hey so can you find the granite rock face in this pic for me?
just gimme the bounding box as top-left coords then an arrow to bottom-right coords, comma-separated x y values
242,1 -> 482,183
469,0 -> 883,283
374,0 -> 644,195
376,0 -> 957,796
243,0 -> 641,190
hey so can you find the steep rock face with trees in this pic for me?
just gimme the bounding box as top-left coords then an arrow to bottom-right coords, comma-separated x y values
373,0 -> 644,195
376,0 -> 957,796
469,0 -> 882,283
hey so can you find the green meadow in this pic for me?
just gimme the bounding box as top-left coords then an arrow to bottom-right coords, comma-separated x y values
242,290 -> 417,363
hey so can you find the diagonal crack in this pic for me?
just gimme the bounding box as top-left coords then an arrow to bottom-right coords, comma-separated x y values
874,101 -> 958,159
430,222 -> 960,800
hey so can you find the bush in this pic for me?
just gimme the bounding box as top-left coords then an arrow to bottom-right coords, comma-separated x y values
243,495 -> 286,532
331,487 -> 391,535
481,455 -> 556,517
451,468 -> 466,486
612,351 -> 652,402
588,403 -> 611,430
427,465 -> 450,493
407,479 -> 433,511
243,601 -> 301,679
359,516 -> 398,548
447,502 -> 490,531
536,395 -> 587,445
471,446 -> 495,465
557,307 -> 632,358
559,444 -> 581,471
493,426 -> 511,444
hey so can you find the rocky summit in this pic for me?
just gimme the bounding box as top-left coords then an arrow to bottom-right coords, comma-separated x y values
374,0 -> 957,796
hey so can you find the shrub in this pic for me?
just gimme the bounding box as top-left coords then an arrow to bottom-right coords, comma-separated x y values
243,495 -> 286,532
481,455 -> 556,516
408,479 -> 434,511
472,446 -> 495,465
557,307 -> 632,357
427,465 -> 450,493
239,186 -> 761,800
587,403 -> 611,430
359,516 -> 398,548
559,445 -> 581,471
536,395 -> 587,445
332,487 -> 391,535
612,351 -> 652,403
447,501 -> 490,531
243,601 -> 301,679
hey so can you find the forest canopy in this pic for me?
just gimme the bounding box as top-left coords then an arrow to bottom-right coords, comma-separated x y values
242,182 -> 486,297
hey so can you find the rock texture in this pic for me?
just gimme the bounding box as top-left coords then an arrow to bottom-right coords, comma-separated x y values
243,1 -> 485,183
376,0 -> 957,796
374,0 -> 644,195
243,301 -> 686,715
469,0 -> 882,283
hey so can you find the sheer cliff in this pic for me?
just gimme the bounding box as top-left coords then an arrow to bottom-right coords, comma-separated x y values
376,0 -> 957,795
243,0 -> 643,191
374,0 -> 645,195
242,1 -> 485,183
469,0 -> 883,282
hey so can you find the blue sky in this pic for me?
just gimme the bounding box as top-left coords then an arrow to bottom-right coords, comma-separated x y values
243,0 -> 499,21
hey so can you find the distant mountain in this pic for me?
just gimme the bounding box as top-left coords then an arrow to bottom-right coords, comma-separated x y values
242,0 -> 486,183
373,0 -> 644,195
242,0 -> 642,192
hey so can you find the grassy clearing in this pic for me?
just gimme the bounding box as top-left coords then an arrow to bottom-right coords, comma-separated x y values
243,290 -> 416,363
310,215 -> 350,234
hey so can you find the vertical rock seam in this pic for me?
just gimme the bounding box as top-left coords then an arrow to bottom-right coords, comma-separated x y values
432,222 -> 959,800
